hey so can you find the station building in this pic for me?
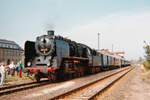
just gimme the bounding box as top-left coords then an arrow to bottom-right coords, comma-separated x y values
0,39 -> 24,65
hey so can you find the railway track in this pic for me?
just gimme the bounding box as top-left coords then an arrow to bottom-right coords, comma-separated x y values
0,66 -> 133,99
0,80 -> 49,96
50,66 -> 134,100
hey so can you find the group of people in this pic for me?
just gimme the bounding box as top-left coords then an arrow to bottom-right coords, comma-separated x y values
8,61 -> 23,77
0,61 -> 23,85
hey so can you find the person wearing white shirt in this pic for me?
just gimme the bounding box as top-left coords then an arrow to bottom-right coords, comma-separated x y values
0,62 -> 6,84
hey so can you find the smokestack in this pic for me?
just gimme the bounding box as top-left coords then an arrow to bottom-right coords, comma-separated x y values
47,30 -> 54,36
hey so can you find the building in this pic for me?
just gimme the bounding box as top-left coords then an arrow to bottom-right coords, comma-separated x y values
0,39 -> 24,65
101,49 -> 125,58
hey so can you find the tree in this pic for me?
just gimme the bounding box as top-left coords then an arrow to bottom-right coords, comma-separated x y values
143,41 -> 150,69
144,41 -> 150,62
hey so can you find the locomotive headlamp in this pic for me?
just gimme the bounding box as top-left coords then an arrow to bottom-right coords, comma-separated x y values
27,62 -> 31,67
47,62 -> 50,66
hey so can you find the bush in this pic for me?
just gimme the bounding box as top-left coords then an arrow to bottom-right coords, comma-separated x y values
143,60 -> 150,69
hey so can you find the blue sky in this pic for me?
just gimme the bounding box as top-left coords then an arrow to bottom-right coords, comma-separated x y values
0,0 -> 150,60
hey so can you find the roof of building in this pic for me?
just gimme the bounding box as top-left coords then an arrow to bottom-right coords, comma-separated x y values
0,39 -> 23,50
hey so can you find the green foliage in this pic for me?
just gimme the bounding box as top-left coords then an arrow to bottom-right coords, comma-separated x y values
146,56 -> 150,62
143,41 -> 150,69
5,72 -> 29,82
143,60 -> 150,69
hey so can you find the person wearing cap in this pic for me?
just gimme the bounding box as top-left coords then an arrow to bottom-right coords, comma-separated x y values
0,62 -> 6,84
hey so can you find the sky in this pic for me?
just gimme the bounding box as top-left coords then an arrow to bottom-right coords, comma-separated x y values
0,0 -> 150,60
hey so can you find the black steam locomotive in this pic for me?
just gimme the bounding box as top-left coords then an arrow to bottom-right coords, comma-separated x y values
25,30 -> 130,82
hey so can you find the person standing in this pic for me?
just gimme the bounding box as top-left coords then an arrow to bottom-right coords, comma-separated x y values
16,62 -> 19,76
18,61 -> 23,78
9,61 -> 15,76
0,62 -> 6,85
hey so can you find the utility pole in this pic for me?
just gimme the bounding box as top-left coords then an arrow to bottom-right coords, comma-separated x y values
112,44 -> 114,52
98,33 -> 100,51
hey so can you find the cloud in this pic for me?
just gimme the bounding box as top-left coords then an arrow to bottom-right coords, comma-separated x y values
66,12 -> 150,60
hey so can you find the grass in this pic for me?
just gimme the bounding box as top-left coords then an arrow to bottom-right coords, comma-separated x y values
5,72 -> 31,82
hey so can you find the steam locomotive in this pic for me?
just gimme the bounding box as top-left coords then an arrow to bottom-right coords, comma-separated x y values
25,30 -> 130,82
